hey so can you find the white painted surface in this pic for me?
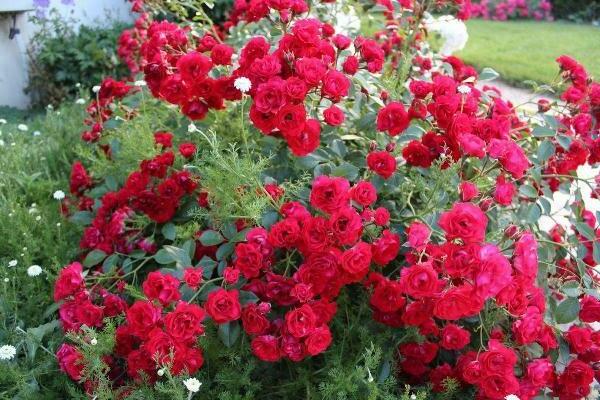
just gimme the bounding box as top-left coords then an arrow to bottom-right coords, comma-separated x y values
0,0 -> 133,109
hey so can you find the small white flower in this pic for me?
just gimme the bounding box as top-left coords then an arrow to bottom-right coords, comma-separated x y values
53,190 -> 65,200
183,377 -> 202,393
90,338 -> 98,346
0,139 -> 4,146
35,216 -> 42,221
134,80 -> 147,87
410,395 -> 417,400
157,368 -> 165,377
47,104 -> 54,110
56,222 -> 61,227
17,124 -> 28,131
188,123 -> 197,133
75,98 -> 86,105
505,395 -> 520,400
234,77 -> 252,93
3,278 -> 8,283
0,119 -> 6,124
457,85 -> 471,95
75,83 -> 81,88
27,265 -> 43,277
0,345 -> 16,360
366,367 -> 374,383
33,130 -> 41,136
92,85 -> 101,93
8,260 -> 17,267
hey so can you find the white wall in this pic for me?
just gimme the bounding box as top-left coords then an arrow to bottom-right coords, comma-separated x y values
0,0 -> 133,109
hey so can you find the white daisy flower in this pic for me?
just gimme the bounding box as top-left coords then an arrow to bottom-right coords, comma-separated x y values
92,85 -> 101,93
8,260 -> 17,267
457,85 -> 471,94
90,338 -> 98,346
75,98 -> 86,105
0,345 -> 16,360
17,124 -> 28,131
53,190 -> 65,200
157,368 -> 165,376
3,278 -> 8,283
35,216 -> 42,221
27,265 -> 43,277
33,131 -> 41,136
234,77 -> 252,93
188,123 -> 197,133
183,377 -> 202,393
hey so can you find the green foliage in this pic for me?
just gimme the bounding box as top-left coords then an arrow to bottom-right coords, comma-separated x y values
0,102 -> 87,398
551,0 -> 600,21
27,11 -> 129,108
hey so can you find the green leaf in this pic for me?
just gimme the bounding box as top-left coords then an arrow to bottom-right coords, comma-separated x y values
555,297 -> 580,324
574,222 -> 595,240
154,245 -> 191,268
239,290 -> 259,305
69,211 -> 93,225
218,321 -> 241,348
561,281 -> 581,298
83,250 -> 107,267
557,135 -> 572,150
199,230 -> 225,246
216,242 -> 235,261
102,254 -> 120,273
479,67 -> 500,81
161,223 -> 176,241
519,184 -> 538,199
532,126 -> 556,137
536,141 -> 555,163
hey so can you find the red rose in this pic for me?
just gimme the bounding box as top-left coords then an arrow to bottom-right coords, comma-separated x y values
183,267 -> 203,289
565,325 -> 593,354
372,229 -> 400,266
342,56 -> 359,75
276,103 -> 307,135
376,102 -> 409,136
556,359 -> 594,400
309,175 -> 350,214
321,70 -> 350,102
126,349 -> 156,382
254,79 -> 286,114
178,142 -> 197,159
284,118 -> 321,156
142,271 -> 181,306
301,216 -> 333,253
210,44 -> 233,65
164,302 -> 206,344
525,358 -> 555,388
493,175 -> 516,206
144,328 -> 182,366
407,222 -> 430,249
126,300 -> 162,339
366,151 -> 397,179
269,218 -> 302,249
440,324 -> 471,350
459,181 -> 479,201
579,295 -> 600,322
205,288 -> 242,324
373,207 -> 390,226
54,262 -> 84,301
56,344 -> 84,381
323,105 -> 345,126
176,51 -> 212,84
234,242 -> 264,279
433,284 -> 481,321
251,335 -> 281,362
242,304 -> 270,335
285,304 -> 317,338
438,202 -> 488,244
349,181 -> 377,207
402,140 -> 434,168
75,299 -> 104,328
370,278 -> 405,313
340,242 -> 372,282
304,325 -> 332,355
400,263 -> 443,299
295,57 -> 327,87
69,161 -> 92,194
330,207 -> 363,246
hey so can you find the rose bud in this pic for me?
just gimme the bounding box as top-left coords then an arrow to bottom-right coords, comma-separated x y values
480,198 -> 493,212
386,142 -> 396,152
504,224 -> 520,239
537,99 -> 551,113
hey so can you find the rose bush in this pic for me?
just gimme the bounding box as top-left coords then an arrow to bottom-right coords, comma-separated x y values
46,0 -> 600,398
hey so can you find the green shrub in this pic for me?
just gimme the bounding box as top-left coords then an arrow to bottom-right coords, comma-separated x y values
551,0 -> 600,21
26,11 -> 130,109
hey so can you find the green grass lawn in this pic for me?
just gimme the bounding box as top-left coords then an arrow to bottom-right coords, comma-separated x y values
458,19 -> 600,87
